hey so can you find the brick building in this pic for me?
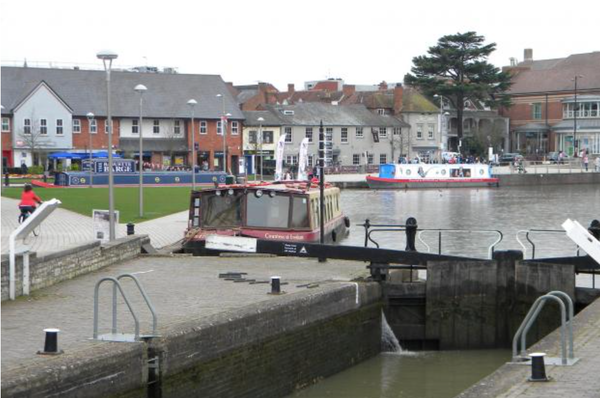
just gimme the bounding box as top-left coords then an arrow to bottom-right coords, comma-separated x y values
501,49 -> 600,156
1,66 -> 243,171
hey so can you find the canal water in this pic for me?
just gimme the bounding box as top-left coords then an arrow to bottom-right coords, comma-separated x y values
291,185 -> 599,398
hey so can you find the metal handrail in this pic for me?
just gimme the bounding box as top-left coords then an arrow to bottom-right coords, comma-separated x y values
93,277 -> 140,340
417,229 -> 503,259
117,274 -> 158,336
516,229 -> 579,259
512,291 -> 573,365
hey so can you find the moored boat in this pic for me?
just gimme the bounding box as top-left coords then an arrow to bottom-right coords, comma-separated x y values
183,181 -> 350,255
366,163 -> 499,189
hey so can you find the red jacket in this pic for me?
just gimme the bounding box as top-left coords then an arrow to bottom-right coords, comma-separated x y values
19,191 -> 42,207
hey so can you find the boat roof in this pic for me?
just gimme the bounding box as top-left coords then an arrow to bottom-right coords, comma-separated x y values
194,180 -> 338,195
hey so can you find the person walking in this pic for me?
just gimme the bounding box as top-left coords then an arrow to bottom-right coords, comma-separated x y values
18,183 -> 43,221
583,153 -> 589,172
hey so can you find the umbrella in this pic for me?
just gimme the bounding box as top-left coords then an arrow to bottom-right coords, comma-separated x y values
48,152 -> 86,159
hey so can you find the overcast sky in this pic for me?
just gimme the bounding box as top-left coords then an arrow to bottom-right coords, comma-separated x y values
1,0 -> 598,90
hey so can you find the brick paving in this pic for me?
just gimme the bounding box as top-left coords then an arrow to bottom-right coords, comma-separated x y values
1,197 -> 188,255
1,255 -> 368,371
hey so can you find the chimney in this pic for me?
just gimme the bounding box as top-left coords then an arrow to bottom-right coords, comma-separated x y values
393,84 -> 404,115
524,49 -> 533,62
343,85 -> 356,97
287,83 -> 295,93
379,81 -> 388,91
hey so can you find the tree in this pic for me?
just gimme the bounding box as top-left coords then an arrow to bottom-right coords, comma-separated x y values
405,32 -> 512,147
390,129 -> 409,162
17,112 -> 50,167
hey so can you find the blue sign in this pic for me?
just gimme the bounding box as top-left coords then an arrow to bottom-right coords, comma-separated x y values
82,159 -> 136,173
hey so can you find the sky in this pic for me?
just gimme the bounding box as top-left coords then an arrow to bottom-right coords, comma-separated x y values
1,0 -> 599,90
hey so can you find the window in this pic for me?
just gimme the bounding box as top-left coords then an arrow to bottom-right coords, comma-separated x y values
153,120 -> 160,134
174,120 -> 181,135
132,119 -> 139,134
105,120 -> 110,133
416,124 -> 423,139
341,128 -> 348,143
326,128 -> 333,141
217,121 -> 223,135
308,154 -> 314,167
200,121 -> 207,134
2,117 -> 9,132
201,192 -> 243,228
73,119 -> 81,133
40,119 -> 48,135
532,103 -> 542,120
377,108 -> 386,115
393,127 -> 401,136
246,194 -> 289,228
353,154 -> 360,165
428,124 -> 435,139
56,119 -> 63,135
90,119 -> 97,134
379,127 -> 387,138
285,127 -> 292,143
380,154 -> 387,164
291,196 -> 310,229
231,121 -> 239,135
249,131 -> 257,144
285,155 -> 298,165
356,127 -> 364,138
263,131 -> 274,144
367,153 -> 374,164
23,118 -> 31,134
305,127 -> 313,143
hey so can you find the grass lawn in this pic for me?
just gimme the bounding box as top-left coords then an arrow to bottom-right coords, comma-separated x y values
1,186 -> 192,223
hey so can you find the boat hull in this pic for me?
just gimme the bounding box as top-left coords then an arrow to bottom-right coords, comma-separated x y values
183,216 -> 349,256
366,175 -> 500,189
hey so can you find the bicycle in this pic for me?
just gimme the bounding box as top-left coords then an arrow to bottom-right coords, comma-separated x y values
18,207 -> 41,237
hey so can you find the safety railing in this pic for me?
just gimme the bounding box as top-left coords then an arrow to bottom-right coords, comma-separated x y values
516,229 -> 580,260
359,218 -> 503,259
512,291 -> 575,365
93,273 -> 158,342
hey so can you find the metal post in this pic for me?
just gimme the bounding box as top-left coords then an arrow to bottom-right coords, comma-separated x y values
221,95 -> 226,173
187,99 -> 197,190
405,217 -> 418,251
136,85 -> 146,217
573,76 -> 580,157
319,121 -> 326,263
87,113 -> 94,188
259,121 -> 263,181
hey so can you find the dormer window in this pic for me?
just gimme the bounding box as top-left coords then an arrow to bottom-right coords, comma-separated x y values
377,108 -> 386,115
282,110 -> 294,116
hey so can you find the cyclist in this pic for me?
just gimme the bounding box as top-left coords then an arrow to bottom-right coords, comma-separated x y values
18,184 -> 43,223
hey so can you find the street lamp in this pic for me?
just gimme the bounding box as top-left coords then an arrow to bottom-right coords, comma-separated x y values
97,49 -> 118,241
572,75 -> 583,157
434,94 -> 448,158
216,94 -> 231,173
134,84 -> 147,217
257,117 -> 265,181
187,99 -> 197,190
86,112 -> 95,187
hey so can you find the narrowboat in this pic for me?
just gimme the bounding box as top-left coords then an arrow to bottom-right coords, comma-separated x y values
366,163 -> 499,189
183,181 -> 350,255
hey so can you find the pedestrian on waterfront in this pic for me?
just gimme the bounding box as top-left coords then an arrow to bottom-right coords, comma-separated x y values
583,153 -> 589,172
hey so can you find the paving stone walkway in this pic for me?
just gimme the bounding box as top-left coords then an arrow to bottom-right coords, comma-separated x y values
1,255 -> 368,371
1,197 -> 188,255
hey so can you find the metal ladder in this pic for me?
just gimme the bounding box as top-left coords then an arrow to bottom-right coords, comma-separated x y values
512,291 -> 578,365
93,273 -> 158,342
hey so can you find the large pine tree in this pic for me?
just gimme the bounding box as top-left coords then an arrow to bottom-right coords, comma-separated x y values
405,32 -> 511,144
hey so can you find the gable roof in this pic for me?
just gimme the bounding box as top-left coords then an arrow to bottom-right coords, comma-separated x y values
506,52 -> 600,95
1,66 -> 244,120
12,80 -> 74,113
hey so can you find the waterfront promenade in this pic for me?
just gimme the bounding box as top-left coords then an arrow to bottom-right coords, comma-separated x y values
1,255 -> 368,372
1,197 -> 187,255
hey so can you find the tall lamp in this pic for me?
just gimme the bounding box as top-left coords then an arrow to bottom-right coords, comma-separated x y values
97,50 -> 118,241
86,112 -> 95,187
187,99 -> 197,190
134,84 -> 147,217
257,117 -> 265,181
572,75 -> 583,157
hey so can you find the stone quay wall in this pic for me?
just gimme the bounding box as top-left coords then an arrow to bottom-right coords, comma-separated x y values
1,235 -> 149,301
1,282 -> 382,398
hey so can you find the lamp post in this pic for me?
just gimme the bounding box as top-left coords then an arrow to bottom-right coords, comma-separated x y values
216,94 -> 226,172
257,117 -> 264,181
187,99 -> 197,190
434,94 -> 447,159
572,75 -> 583,157
97,50 -> 118,241
134,84 -> 147,217
86,112 -> 95,187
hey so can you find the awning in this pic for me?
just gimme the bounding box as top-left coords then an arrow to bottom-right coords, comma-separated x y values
514,123 -> 549,132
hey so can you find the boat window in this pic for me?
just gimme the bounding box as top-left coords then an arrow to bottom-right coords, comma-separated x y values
450,168 -> 471,177
246,193 -> 290,228
312,199 -> 320,227
202,192 -> 243,228
291,196 -> 310,228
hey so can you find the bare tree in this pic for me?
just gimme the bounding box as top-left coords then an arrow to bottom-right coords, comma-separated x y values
390,128 -> 409,163
17,111 -> 50,167
163,126 -> 180,167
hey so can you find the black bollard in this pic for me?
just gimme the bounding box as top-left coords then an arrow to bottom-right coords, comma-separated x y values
4,172 -> 9,187
126,223 -> 135,236
37,328 -> 63,355
405,217 -> 418,252
528,352 -> 549,382
270,276 -> 281,294
43,172 -> 48,183
589,220 -> 600,241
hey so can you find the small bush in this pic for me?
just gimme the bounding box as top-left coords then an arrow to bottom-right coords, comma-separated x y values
70,164 -> 80,171
29,165 -> 44,175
